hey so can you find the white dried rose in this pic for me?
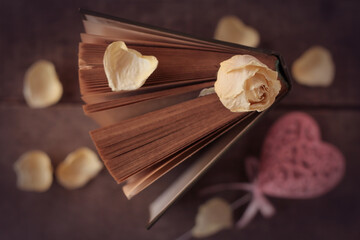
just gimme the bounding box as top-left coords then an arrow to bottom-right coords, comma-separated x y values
214,15 -> 260,47
103,41 -> 158,91
23,60 -> 63,108
14,150 -> 53,192
292,46 -> 335,87
215,55 -> 281,112
192,198 -> 233,238
56,147 -> 103,190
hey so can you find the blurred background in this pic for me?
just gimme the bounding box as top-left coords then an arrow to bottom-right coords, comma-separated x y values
1,0 -> 359,239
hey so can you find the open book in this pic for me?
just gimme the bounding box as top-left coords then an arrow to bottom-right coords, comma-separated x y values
78,9 -> 291,227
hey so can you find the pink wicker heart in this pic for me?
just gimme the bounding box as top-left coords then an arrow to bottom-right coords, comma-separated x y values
258,112 -> 345,198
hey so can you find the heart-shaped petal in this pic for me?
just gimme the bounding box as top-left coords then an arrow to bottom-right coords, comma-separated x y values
103,41 -> 158,91
56,147 -> 103,190
214,16 -> 260,47
14,150 -> 53,192
23,60 -> 63,108
258,112 -> 345,198
292,46 -> 335,87
192,198 -> 233,238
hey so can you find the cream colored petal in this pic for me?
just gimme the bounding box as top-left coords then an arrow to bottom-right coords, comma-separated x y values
220,54 -> 268,71
220,92 -> 250,112
103,41 -> 158,91
192,198 -> 233,238
292,46 -> 335,87
268,74 -> 282,96
244,73 -> 281,112
14,150 -> 53,192
252,65 -> 278,82
23,60 -> 63,108
56,147 -> 103,190
215,66 -> 257,99
245,74 -> 268,101
214,15 -> 260,47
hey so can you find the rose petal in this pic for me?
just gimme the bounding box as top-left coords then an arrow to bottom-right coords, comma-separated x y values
192,198 -> 233,238
56,147 -> 103,190
292,46 -> 335,87
103,41 -> 158,91
23,60 -> 63,108
14,150 -> 53,192
214,15 -> 260,47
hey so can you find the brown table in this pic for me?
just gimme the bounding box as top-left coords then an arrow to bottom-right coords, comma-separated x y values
1,0 -> 359,239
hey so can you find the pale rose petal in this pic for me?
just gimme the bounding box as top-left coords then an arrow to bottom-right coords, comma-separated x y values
253,66 -> 279,82
23,60 -> 63,108
292,46 -> 335,87
221,54 -> 268,71
103,41 -> 158,91
192,198 -> 233,238
56,147 -> 103,190
217,67 -> 257,99
14,150 -> 53,192
214,15 -> 260,47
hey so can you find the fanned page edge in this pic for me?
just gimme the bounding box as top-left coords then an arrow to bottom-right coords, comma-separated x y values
122,114 -> 244,199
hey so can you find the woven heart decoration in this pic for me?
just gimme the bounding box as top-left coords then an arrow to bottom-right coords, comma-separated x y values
202,112 -> 345,228
258,112 -> 345,198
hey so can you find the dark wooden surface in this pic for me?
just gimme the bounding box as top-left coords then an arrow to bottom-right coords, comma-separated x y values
1,0 -> 359,239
